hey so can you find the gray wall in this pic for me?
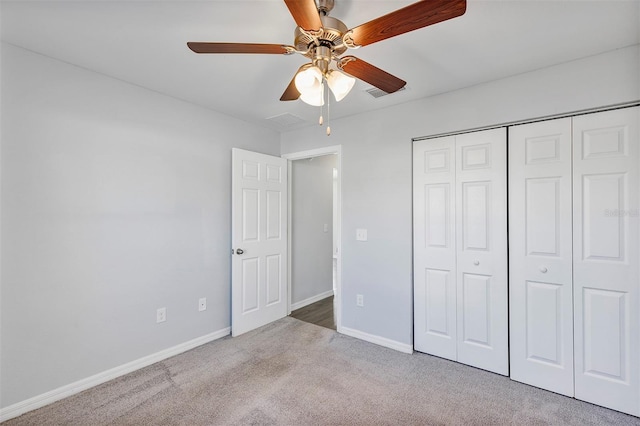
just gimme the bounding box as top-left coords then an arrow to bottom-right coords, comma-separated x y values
281,45 -> 640,347
291,155 -> 336,305
0,44 -> 280,407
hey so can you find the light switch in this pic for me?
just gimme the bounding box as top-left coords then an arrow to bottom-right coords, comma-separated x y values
323,223 -> 329,233
356,228 -> 368,241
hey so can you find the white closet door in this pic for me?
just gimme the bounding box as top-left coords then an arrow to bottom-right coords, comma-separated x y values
413,137 -> 457,360
455,129 -> 508,375
508,119 -> 574,395
573,107 -> 640,416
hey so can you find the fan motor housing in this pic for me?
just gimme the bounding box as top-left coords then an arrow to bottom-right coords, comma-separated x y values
294,15 -> 348,58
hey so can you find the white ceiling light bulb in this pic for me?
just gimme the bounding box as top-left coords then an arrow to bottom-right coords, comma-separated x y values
326,70 -> 355,102
295,66 -> 322,95
300,84 -> 324,107
295,66 -> 324,106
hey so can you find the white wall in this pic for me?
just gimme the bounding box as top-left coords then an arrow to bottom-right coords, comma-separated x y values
281,45 -> 640,347
291,155 -> 336,305
0,43 -> 280,408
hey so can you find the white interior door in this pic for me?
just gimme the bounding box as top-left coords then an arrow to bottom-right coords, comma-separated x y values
455,129 -> 508,376
413,136 -> 457,360
414,129 -> 508,375
508,118 -> 574,396
573,107 -> 640,416
231,148 -> 288,337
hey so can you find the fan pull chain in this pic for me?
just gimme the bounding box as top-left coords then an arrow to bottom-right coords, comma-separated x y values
326,83 -> 331,136
319,81 -> 324,126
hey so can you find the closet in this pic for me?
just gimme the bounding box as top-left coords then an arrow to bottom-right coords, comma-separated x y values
509,106 -> 640,416
414,106 -> 639,416
413,128 -> 508,376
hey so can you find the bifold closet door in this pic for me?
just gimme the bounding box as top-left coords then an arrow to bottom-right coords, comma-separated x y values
508,118 -> 574,396
413,136 -> 457,361
454,130 -> 508,375
414,129 -> 508,375
573,107 -> 640,416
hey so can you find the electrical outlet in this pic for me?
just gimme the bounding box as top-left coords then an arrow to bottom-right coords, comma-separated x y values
156,307 -> 166,323
356,294 -> 364,307
356,229 -> 368,241
198,297 -> 207,311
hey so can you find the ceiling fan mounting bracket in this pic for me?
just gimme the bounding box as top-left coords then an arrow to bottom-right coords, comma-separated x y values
317,0 -> 335,16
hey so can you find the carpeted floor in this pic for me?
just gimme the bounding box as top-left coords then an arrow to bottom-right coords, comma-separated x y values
5,317 -> 640,425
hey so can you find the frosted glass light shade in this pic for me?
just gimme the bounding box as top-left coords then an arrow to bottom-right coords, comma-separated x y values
295,66 -> 324,106
300,85 -> 324,106
295,66 -> 322,95
326,70 -> 355,102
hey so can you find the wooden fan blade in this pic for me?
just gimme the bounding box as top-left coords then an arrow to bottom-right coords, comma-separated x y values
281,66 -> 307,101
187,42 -> 292,54
338,56 -> 406,94
348,0 -> 466,47
284,0 -> 322,32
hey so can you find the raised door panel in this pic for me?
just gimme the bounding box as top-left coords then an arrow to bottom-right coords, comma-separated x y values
422,268 -> 456,356
242,189 -> 260,242
266,191 -> 282,240
573,107 -> 639,415
526,178 -> 561,257
241,258 -> 260,313
525,281 -> 564,365
265,254 -> 282,306
425,184 -> 451,248
461,182 -> 490,252
582,174 -> 625,261
508,119 -> 574,396
582,289 -> 628,381
461,273 -> 491,347
413,137 -> 457,360
455,128 -> 508,376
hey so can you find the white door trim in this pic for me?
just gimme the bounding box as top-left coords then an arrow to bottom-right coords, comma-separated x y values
282,145 -> 342,330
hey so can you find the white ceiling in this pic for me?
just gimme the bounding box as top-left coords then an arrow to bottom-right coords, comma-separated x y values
1,0 -> 639,132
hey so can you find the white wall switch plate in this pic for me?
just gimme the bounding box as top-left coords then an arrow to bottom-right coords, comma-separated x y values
156,307 -> 166,323
323,223 -> 329,233
198,297 -> 207,311
356,228 -> 368,241
356,294 -> 364,307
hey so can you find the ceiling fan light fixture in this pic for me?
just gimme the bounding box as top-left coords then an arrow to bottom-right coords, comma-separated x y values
326,69 -> 355,102
299,81 -> 325,106
294,66 -> 322,95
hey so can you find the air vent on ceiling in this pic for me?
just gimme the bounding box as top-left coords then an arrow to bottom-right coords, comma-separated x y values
365,86 -> 407,99
265,112 -> 307,128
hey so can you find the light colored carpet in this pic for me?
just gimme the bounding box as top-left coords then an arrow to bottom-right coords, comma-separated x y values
5,317 -> 640,425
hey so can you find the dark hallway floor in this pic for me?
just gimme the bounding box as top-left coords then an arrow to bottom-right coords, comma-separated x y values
290,296 -> 336,330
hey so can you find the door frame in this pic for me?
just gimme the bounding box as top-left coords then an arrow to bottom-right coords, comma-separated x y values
282,145 -> 342,330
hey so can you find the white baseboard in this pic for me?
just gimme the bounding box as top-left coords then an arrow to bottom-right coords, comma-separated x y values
0,327 -> 231,422
290,289 -> 334,311
338,326 -> 413,354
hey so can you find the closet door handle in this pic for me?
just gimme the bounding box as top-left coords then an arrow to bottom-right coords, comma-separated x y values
473,260 -> 480,266
539,266 -> 548,273
236,248 -> 244,255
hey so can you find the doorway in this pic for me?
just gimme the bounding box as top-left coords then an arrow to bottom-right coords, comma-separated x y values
283,146 -> 342,331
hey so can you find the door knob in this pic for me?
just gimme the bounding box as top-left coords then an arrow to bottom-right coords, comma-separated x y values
539,266 -> 548,273
236,248 -> 244,255
473,260 -> 480,266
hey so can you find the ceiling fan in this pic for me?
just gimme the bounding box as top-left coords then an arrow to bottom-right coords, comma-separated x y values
188,0 -> 466,110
